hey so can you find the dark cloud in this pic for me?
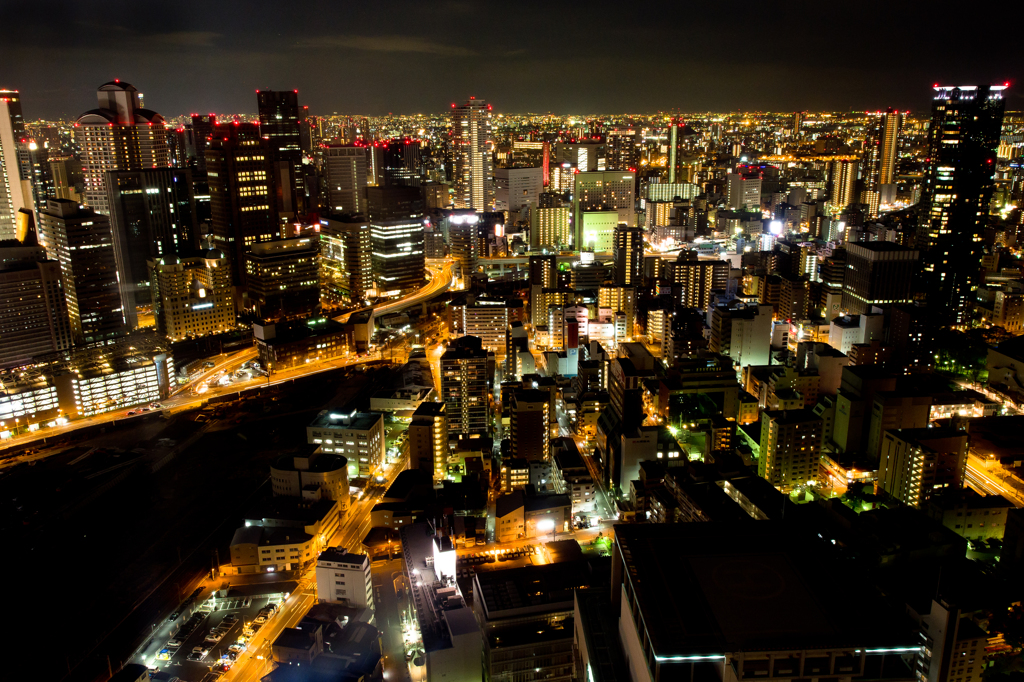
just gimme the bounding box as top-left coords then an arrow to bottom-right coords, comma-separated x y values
1,0 -> 1019,119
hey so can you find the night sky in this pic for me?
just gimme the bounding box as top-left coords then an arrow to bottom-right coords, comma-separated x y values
3,0 -> 1021,120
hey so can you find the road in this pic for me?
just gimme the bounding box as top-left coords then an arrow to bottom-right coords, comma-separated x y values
965,453 -> 1024,507
1,259 -> 457,459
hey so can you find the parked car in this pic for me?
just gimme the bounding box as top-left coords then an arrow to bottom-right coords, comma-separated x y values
156,649 -> 171,661
168,611 -> 180,622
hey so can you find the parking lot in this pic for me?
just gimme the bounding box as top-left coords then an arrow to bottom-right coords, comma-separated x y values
144,585 -> 294,680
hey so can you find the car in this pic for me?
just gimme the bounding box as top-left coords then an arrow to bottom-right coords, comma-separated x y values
127,410 -> 137,415
213,662 -> 232,673
166,639 -> 182,648
168,611 -> 180,622
156,649 -> 171,661
141,407 -> 151,412
228,643 -> 246,653
223,614 -> 239,623
186,651 -> 203,661
225,651 -> 238,661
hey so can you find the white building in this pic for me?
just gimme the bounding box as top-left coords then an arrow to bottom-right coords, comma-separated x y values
828,311 -> 884,355
494,167 -> 543,213
726,171 -> 762,210
315,547 -> 374,611
323,144 -> 368,215
307,409 -> 386,480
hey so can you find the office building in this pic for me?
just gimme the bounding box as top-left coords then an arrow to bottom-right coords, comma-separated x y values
0,89 -> 31,241
254,317 -> 352,374
245,237 -> 320,320
666,251 -> 729,310
409,401 -> 449,481
725,167 -> 762,210
377,138 -> 421,186
319,215 -> 372,303
106,168 -> 198,308
38,199 -> 129,343
613,225 -> 643,286
573,171 -> 635,246
149,249 -> 234,340
323,144 -> 367,215
451,97 -> 495,210
206,123 -> 277,286
579,210 -> 619,252
510,388 -> 550,461
758,408 -> 823,491
256,90 -> 305,219
74,81 -> 169,215
917,85 -> 1006,327
879,428 -> 968,509
440,335 -> 489,436
315,548 -> 372,609
370,218 -> 425,296
841,242 -> 918,314
494,166 -> 543,213
307,409 -> 386,479
530,205 -> 572,249
365,184 -> 424,220
607,126 -> 641,171
865,108 -> 903,195
0,229 -> 73,367
270,449 -> 350,504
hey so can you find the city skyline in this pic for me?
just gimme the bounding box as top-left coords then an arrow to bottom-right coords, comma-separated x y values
2,0 -> 1022,119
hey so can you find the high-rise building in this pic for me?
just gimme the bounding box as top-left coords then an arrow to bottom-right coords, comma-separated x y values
409,401 -> 449,481
323,144 -> 368,215
613,225 -> 643,286
38,199 -> 129,343
245,237 -> 320,320
0,90 -> 32,240
440,335 -> 489,436
451,98 -> 494,210
74,81 -> 169,215
370,218 -> 424,296
917,84 -> 1006,327
708,302 -> 773,368
530,205 -> 571,250
725,168 -> 762,211
50,156 -> 84,203
106,168 -> 199,308
377,138 -> 421,186
841,242 -> 919,314
256,90 -> 306,221
606,127 -> 640,171
865,109 -> 903,192
758,408 -> 823,491
365,185 -> 424,221
879,428 -> 968,508
829,159 -> 858,210
573,171 -> 635,246
509,389 -> 549,460
149,248 -> 234,340
206,122 -> 277,286
0,226 -> 73,367
666,251 -> 729,310
319,216 -> 372,303
529,254 -> 558,327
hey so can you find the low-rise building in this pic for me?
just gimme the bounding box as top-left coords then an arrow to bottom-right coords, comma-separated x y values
551,437 -> 595,515
495,488 -> 571,543
270,447 -> 350,510
307,409 -> 386,479
254,317 -> 353,373
926,487 -> 1014,541
315,547 -> 373,610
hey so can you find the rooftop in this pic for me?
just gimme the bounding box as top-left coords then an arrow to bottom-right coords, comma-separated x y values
309,409 -> 383,432
614,522 -> 916,656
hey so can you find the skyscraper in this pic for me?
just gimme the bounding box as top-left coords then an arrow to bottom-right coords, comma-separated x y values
38,199 -> 129,342
440,335 -> 489,436
917,84 -> 1006,327
256,90 -> 306,220
725,167 -> 762,210
573,170 -> 635,247
841,242 -> 919,314
106,168 -> 199,308
245,237 -> 321,320
613,225 -> 643,286
74,81 -> 169,215
149,248 -> 235,341
323,144 -> 368,215
451,98 -> 494,211
829,159 -> 858,210
206,122 -> 277,286
319,215 -> 372,303
0,89 -> 31,241
370,218 -> 425,296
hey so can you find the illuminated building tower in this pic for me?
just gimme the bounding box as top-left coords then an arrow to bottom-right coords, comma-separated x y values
440,335 -> 489,436
370,218 -> 425,296
245,236 -> 320,321
758,408 -> 823,491
876,109 -> 902,188
206,122 -> 277,286
409,401 -> 449,481
0,223 -> 73,367
530,205 -> 571,250
666,250 -> 729,310
841,242 -> 919,314
725,167 -> 762,210
323,144 -> 367,215
793,111 -> 802,136
257,90 -> 306,221
829,159 -> 858,210
38,199 -> 129,343
667,118 -> 699,183
149,248 -> 235,341
529,254 -> 558,327
74,81 -> 169,215
0,89 -> 32,240
319,215 -> 372,303
573,170 -> 635,246
450,97 -> 494,210
606,127 -> 640,171
917,84 -> 1006,328
613,225 -> 644,286
106,168 -> 199,309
